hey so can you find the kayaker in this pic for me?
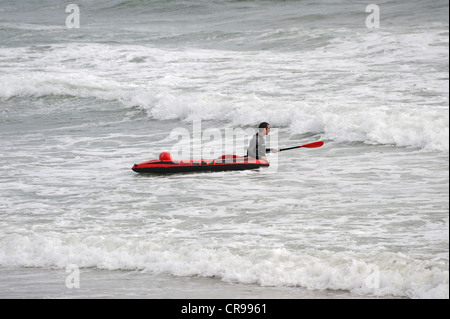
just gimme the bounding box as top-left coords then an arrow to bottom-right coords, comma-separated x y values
247,122 -> 279,161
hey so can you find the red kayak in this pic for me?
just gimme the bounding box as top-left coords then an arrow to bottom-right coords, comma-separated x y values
132,152 -> 269,174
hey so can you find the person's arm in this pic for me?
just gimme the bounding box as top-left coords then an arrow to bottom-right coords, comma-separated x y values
266,148 -> 279,153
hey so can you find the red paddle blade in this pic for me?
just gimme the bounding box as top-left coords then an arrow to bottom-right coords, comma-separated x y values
300,141 -> 324,148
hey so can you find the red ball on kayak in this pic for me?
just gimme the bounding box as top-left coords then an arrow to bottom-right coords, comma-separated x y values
159,152 -> 172,161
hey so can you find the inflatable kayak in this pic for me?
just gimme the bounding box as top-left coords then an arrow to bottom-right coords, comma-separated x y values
132,152 -> 269,174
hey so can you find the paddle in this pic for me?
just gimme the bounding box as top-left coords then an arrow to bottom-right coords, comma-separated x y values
279,141 -> 324,152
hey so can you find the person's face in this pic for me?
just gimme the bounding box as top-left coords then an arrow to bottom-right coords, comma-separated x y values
265,125 -> 270,135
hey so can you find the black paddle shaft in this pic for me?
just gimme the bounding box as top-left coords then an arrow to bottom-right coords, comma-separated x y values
279,141 -> 324,152
279,146 -> 302,152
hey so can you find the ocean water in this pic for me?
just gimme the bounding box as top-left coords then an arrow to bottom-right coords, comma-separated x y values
0,0 -> 448,299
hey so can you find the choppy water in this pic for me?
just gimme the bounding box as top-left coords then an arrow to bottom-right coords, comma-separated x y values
0,0 -> 448,298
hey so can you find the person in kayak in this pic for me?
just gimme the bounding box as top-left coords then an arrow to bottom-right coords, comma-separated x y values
247,122 -> 279,161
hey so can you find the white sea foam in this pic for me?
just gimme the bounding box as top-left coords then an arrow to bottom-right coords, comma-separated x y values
0,32 -> 447,150
0,231 -> 447,299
